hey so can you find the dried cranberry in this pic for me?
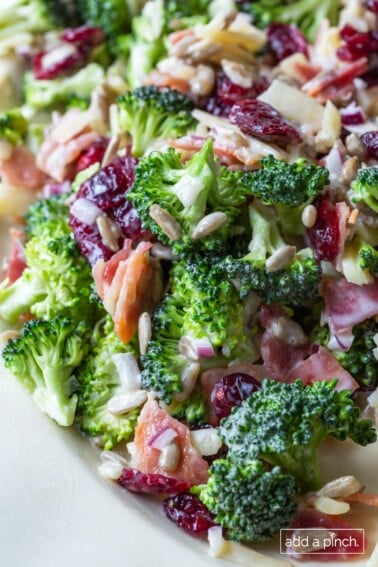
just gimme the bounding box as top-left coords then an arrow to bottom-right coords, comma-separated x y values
216,72 -> 269,104
229,99 -> 301,147
74,137 -> 109,174
365,0 -> 378,11
307,195 -> 340,262
360,130 -> 378,159
163,493 -> 217,534
337,25 -> 378,61
118,468 -> 190,494
32,47 -> 83,80
69,215 -> 115,265
78,156 -> 138,210
211,372 -> 260,420
70,155 -> 148,264
60,26 -> 105,48
267,23 -> 309,62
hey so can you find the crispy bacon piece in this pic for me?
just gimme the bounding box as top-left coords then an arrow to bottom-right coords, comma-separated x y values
93,240 -> 162,343
0,147 -> 45,189
5,228 -> 26,284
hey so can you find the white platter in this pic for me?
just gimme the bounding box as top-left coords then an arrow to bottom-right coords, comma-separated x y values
1,220 -> 377,567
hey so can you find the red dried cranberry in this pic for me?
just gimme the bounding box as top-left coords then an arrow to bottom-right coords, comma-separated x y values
118,469 -> 190,494
337,25 -> 378,61
307,195 -> 340,262
32,47 -> 82,80
267,23 -> 309,62
112,199 -> 149,240
78,156 -> 138,210
360,131 -> 378,159
60,26 -> 105,48
210,372 -> 260,420
69,215 -> 116,265
74,137 -> 109,174
365,0 -> 378,11
163,493 -> 217,534
229,99 -> 301,147
216,72 -> 269,104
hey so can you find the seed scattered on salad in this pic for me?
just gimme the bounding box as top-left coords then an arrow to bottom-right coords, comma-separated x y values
0,0 -> 377,564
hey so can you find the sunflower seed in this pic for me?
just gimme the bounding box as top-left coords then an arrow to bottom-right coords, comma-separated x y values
312,495 -> 350,515
291,529 -> 337,553
107,390 -> 148,415
149,205 -> 182,241
150,243 -> 174,260
265,245 -> 296,272
271,316 -> 307,346
316,475 -> 362,498
96,215 -> 121,252
191,212 -> 227,240
138,312 -> 152,355
301,204 -> 317,228
101,135 -> 120,168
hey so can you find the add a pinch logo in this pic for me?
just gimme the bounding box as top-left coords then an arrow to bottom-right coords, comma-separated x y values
280,528 -> 366,556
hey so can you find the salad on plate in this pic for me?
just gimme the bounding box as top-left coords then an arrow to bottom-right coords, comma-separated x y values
0,0 -> 378,564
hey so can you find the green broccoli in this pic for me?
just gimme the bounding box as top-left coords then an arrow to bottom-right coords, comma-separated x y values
23,63 -> 105,110
75,317 -> 141,449
24,193 -> 70,238
220,379 -> 377,492
2,316 -> 90,426
359,243 -> 378,276
168,384 -> 207,424
141,254 -> 254,403
128,139 -> 251,253
0,198 -> 94,324
117,85 -> 196,157
246,0 -> 342,41
313,320 -> 378,390
245,156 -> 329,208
0,108 -> 28,145
194,459 -> 297,542
351,166 -> 378,214
221,200 -> 321,305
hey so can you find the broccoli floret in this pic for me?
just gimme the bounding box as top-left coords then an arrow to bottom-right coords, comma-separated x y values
359,243 -> 378,276
222,201 -> 321,305
24,63 -> 105,110
313,320 -> 378,390
220,379 -> 377,492
245,156 -> 329,208
128,140 -> 251,253
351,166 -> 378,214
141,255 -> 255,403
194,459 -> 297,542
2,316 -> 90,426
75,317 -> 140,449
0,202 -> 94,324
168,384 -> 207,424
246,0 -> 342,41
0,108 -> 28,145
24,194 -> 70,238
117,85 -> 196,157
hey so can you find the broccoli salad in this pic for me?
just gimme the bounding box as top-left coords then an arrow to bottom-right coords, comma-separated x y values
0,0 -> 378,563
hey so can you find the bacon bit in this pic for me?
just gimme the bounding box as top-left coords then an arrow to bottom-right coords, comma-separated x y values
144,70 -> 190,94
302,57 -> 369,102
0,147 -> 45,189
344,492 -> 378,507
347,208 -> 359,225
169,28 -> 195,45
5,228 -> 26,284
93,240 -> 162,343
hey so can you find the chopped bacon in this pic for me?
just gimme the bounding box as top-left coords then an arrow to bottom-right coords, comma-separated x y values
93,240 -> 162,343
302,57 -> 369,103
286,346 -> 359,391
344,492 -> 378,507
134,399 -> 209,485
0,147 -> 45,189
37,131 -> 98,183
144,71 -> 190,94
322,278 -> 378,338
5,228 -> 26,284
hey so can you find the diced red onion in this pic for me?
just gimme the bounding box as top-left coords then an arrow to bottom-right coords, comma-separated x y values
148,427 -> 178,450
70,197 -> 103,225
323,146 -> 344,181
328,333 -> 355,351
340,102 -> 366,126
43,180 -> 71,197
194,337 -> 216,358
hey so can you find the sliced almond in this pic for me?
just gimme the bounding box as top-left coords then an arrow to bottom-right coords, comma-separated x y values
317,475 -> 363,499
